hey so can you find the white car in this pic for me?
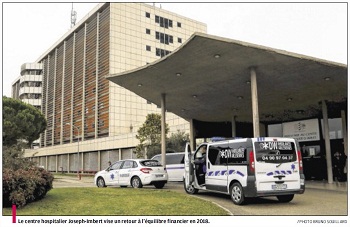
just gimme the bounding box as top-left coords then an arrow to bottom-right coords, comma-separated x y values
94,159 -> 168,189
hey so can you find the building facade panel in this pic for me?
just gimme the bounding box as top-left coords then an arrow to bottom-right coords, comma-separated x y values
54,44 -> 64,145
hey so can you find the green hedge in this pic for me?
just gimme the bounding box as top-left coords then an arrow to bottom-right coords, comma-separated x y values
2,166 -> 54,208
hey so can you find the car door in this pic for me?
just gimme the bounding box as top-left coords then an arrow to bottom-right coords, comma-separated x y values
105,161 -> 123,186
184,143 -> 194,188
118,160 -> 135,185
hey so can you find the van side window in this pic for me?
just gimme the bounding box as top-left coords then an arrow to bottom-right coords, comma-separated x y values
208,147 -> 221,165
227,142 -> 248,165
167,154 -> 184,164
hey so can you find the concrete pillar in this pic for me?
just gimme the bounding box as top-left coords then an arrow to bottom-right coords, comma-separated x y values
189,119 -> 196,151
322,100 -> 333,184
119,148 -> 122,161
341,110 -> 348,156
161,93 -> 166,166
56,155 -> 58,173
250,67 -> 260,137
232,115 -> 236,137
81,152 -> 84,174
341,110 -> 348,176
67,154 -> 70,173
97,150 -> 101,171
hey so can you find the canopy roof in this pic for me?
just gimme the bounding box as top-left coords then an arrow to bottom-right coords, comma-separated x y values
107,32 -> 347,123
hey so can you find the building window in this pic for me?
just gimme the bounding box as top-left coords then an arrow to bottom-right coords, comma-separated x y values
146,28 -> 151,34
146,45 -> 151,51
145,12 -> 150,18
156,48 -> 171,57
177,22 -> 182,27
155,31 -> 173,45
155,15 -> 172,29
178,38 -> 182,43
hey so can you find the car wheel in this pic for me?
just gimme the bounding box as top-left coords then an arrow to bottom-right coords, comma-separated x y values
230,182 -> 245,205
183,178 -> 198,194
277,194 -> 294,203
154,182 -> 165,189
131,177 -> 143,188
96,177 -> 106,188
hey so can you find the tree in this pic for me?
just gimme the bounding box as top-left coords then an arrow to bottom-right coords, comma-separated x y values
3,96 -> 47,147
167,130 -> 190,153
135,113 -> 169,158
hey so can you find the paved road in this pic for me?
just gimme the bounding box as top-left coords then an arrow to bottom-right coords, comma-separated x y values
53,175 -> 348,216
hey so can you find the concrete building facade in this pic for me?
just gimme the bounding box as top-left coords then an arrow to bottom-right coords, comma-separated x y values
24,3 -> 207,172
11,63 -> 43,110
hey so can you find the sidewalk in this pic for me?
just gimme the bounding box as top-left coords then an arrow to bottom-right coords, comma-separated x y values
305,180 -> 348,192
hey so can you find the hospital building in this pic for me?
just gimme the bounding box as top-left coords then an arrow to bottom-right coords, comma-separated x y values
19,2 -> 207,172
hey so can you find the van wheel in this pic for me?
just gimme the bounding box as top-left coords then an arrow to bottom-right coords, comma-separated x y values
230,182 -> 245,205
183,179 -> 198,194
277,194 -> 294,203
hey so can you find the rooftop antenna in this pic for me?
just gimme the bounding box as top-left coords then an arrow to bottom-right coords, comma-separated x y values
71,3 -> 77,28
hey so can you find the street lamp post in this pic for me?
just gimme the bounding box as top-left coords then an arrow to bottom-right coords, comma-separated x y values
66,123 -> 81,180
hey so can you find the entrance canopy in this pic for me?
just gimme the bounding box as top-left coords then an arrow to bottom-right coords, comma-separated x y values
107,33 -> 347,124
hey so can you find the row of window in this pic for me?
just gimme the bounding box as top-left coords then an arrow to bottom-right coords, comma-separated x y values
145,45 -> 171,57
146,28 -> 183,44
145,12 -> 182,29
20,82 -> 41,87
156,31 -> 173,44
21,93 -> 41,99
22,70 -> 42,75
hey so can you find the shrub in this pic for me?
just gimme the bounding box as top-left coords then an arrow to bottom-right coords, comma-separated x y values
2,166 -> 54,208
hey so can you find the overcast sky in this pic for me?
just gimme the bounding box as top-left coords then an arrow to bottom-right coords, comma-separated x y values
1,1 -> 347,97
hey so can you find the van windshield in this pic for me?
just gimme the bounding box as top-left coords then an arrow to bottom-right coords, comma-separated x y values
254,141 -> 297,163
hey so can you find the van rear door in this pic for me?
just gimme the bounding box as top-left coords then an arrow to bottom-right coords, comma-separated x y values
252,138 -> 302,193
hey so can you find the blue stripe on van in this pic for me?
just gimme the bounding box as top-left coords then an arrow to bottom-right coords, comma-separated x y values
228,170 -> 235,175
207,169 -> 245,177
236,171 -> 244,177
266,169 -> 294,176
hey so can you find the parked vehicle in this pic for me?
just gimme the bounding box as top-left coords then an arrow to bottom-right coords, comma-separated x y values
184,137 -> 305,205
151,152 -> 186,181
94,159 -> 168,189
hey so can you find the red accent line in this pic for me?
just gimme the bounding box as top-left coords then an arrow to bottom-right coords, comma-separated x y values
12,204 -> 16,223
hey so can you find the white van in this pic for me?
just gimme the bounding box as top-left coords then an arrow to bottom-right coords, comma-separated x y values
152,152 -> 185,181
184,137 -> 305,205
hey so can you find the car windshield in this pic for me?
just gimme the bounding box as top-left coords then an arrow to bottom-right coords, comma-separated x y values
140,160 -> 163,167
